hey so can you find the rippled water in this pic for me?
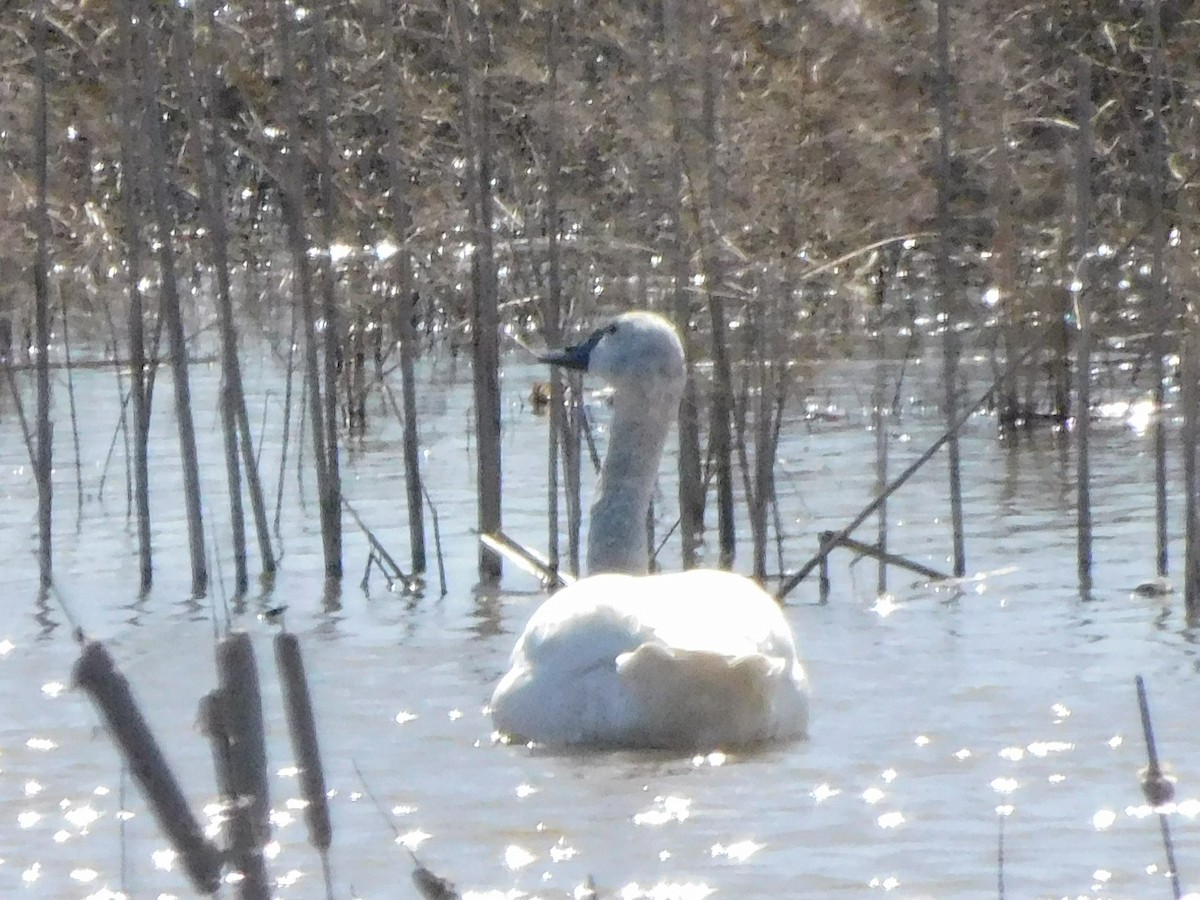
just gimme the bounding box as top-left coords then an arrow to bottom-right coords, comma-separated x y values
2,348 -> 1199,899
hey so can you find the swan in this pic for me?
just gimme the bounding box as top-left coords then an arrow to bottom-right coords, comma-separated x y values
491,311 -> 808,750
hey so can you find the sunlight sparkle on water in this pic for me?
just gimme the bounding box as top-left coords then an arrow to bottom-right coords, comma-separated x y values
503,844 -> 536,870
397,829 -> 430,850
811,783 -> 840,802
64,805 -> 100,831
634,796 -> 691,826
877,811 -> 905,829
710,839 -> 762,862
395,711 -> 418,724
954,748 -> 972,760
26,737 -> 57,751
275,870 -> 304,887
990,777 -> 1018,795
0,638 -> 14,655
1028,740 -> 1073,757
549,837 -> 576,862
1093,809 -> 1117,830
18,811 -> 40,828
869,875 -> 901,890
70,868 -> 98,883
863,787 -> 885,805
24,780 -> 42,796
871,595 -> 898,618
152,849 -> 176,871
1000,746 -> 1024,761
617,882 -> 714,900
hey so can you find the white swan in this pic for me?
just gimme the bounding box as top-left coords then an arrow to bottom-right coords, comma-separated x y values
491,311 -> 808,750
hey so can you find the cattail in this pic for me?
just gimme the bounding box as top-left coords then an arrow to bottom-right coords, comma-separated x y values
274,632 -> 332,851
216,633 -> 270,844
73,641 -> 222,894
197,691 -> 233,798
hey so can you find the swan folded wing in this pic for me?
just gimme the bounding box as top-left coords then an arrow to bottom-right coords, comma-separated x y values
626,570 -> 801,661
615,643 -> 785,748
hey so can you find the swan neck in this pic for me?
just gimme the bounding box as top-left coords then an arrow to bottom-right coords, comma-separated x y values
587,393 -> 675,575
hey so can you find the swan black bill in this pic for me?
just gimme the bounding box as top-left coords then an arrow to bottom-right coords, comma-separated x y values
537,322 -> 615,371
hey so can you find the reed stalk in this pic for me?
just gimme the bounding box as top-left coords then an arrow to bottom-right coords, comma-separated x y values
32,0 -> 53,587
933,0 -> 966,578
114,16 -> 151,590
274,299 -> 300,541
59,298 -> 83,528
1185,328 -> 1200,621
379,3 -> 427,576
274,0 -> 337,579
1073,58 -> 1094,594
1135,675 -> 1183,899
543,0 -> 565,578
135,0 -> 208,596
697,2 -> 736,568
203,0 -> 276,580
660,0 -> 705,569
872,262 -> 890,596
992,101 -> 1022,430
309,1 -> 345,579
1147,0 -> 1169,579
449,0 -> 503,582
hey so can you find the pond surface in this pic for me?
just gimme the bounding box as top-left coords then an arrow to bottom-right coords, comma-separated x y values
1,345 -> 1199,900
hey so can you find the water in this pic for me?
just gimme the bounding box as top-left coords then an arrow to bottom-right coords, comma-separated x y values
2,347 -> 1199,899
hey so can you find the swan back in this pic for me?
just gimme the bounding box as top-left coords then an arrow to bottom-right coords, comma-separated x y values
491,571 -> 808,749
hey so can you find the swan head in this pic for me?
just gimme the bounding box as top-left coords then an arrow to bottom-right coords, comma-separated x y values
540,312 -> 686,402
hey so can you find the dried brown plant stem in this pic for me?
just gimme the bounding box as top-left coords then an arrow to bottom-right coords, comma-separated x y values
32,0 -> 53,587
274,0 -> 339,579
660,0 -> 705,569
309,0 -> 345,579
1147,0 -> 1170,579
449,0 -> 503,582
1135,675 -> 1183,899
542,0 -> 565,578
134,0 -> 208,596
933,0 -> 966,578
59,298 -> 83,528
379,3 -> 427,577
695,1 -> 736,568
1073,58 -> 1094,595
114,3 -> 152,589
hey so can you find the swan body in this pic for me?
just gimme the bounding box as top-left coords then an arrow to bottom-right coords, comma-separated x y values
491,312 -> 808,750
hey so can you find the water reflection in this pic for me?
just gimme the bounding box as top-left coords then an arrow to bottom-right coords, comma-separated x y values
4,355 -> 1200,896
